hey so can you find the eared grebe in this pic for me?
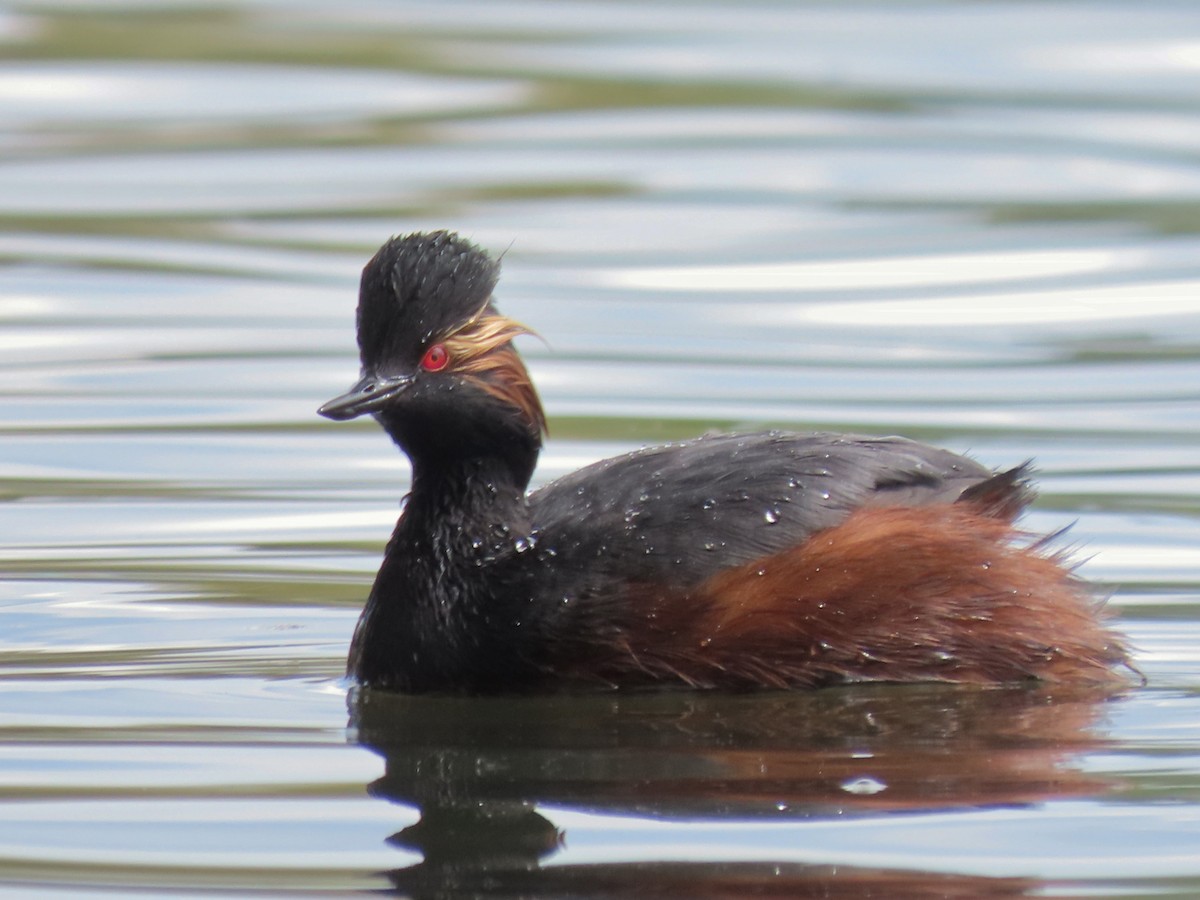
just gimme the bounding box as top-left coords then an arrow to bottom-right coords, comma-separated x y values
319,231 -> 1129,693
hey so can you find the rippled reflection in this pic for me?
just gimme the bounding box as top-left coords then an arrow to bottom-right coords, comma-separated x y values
352,684 -> 1125,896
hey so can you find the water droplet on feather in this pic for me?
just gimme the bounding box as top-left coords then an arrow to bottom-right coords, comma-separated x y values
841,776 -> 887,795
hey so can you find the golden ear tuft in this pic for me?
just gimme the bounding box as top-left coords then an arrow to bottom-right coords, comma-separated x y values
441,312 -> 547,437
442,313 -> 538,368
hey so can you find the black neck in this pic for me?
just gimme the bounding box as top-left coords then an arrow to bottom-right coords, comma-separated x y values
407,454 -> 534,556
376,406 -> 541,496
349,452 -> 539,692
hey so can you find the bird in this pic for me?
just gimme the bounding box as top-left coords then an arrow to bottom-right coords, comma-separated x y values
319,230 -> 1130,694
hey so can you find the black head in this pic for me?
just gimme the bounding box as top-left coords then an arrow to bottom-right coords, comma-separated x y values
319,231 -> 546,483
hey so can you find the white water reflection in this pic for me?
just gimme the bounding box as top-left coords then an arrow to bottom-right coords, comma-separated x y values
452,2 -> 1200,100
792,279 -> 1200,327
603,249 -> 1123,293
10,141 -> 1200,216
0,62 -> 529,125
548,802 -> 1200,880
1041,40 -> 1200,76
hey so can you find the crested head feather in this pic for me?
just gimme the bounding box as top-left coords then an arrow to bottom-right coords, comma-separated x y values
355,231 -> 546,439
356,231 -> 501,368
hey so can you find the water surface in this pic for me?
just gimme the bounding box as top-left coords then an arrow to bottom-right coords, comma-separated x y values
1,2 -> 1199,896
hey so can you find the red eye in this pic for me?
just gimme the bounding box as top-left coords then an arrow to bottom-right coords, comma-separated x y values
420,343 -> 449,372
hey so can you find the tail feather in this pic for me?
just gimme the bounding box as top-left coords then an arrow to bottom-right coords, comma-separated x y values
957,462 -> 1037,522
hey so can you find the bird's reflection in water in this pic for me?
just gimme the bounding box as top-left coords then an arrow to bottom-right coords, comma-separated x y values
349,683 -> 1122,898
